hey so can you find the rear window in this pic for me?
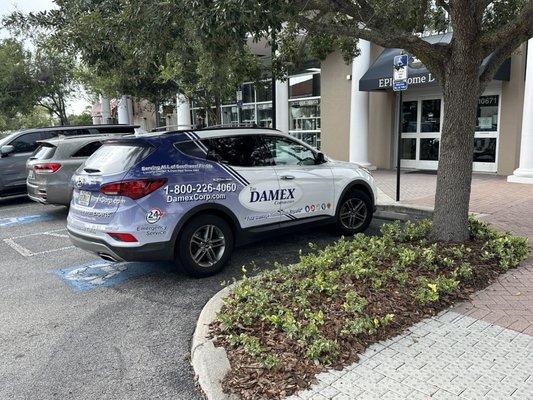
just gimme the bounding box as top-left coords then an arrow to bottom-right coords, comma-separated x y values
83,144 -> 151,175
32,144 -> 57,160
71,141 -> 102,158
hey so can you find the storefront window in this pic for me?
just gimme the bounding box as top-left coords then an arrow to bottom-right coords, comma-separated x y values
256,82 -> 273,102
257,103 -> 273,128
473,138 -> 496,163
421,99 -> 441,132
420,138 -> 440,160
242,83 -> 254,104
222,106 -> 238,125
289,74 -> 320,99
401,139 -> 417,160
241,104 -> 256,123
402,101 -> 418,133
476,95 -> 499,131
289,99 -> 321,131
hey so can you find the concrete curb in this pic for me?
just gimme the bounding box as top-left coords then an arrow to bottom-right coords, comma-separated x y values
191,284 -> 236,400
375,203 -> 434,221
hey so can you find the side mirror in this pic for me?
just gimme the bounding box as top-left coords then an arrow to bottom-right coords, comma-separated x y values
0,145 -> 14,157
315,152 -> 326,164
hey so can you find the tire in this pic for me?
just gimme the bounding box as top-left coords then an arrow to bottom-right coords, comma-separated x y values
336,189 -> 373,235
176,214 -> 234,278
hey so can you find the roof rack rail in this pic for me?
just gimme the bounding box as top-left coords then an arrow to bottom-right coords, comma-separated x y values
202,123 -> 258,130
151,124 -> 196,132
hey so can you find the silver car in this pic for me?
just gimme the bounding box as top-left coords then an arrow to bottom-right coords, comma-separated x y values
26,135 -> 125,206
0,125 -> 138,197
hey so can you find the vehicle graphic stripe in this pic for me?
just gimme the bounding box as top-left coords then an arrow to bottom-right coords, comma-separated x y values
218,163 -> 249,187
186,131 -> 250,186
189,132 -> 209,152
183,132 -> 208,154
284,214 -> 297,220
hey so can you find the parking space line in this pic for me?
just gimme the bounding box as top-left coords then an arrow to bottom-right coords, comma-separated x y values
3,228 -> 75,257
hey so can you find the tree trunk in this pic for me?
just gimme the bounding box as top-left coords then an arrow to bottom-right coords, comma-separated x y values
430,52 -> 481,242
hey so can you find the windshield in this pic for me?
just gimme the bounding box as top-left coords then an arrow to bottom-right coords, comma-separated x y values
0,132 -> 18,147
83,143 -> 152,175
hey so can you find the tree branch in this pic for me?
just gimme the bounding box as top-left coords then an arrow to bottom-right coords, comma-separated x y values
294,14 -> 448,81
436,0 -> 451,13
480,1 -> 533,58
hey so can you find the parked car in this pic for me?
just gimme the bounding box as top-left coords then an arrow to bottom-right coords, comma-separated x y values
26,134 -> 128,206
0,125 -> 138,197
67,127 -> 377,277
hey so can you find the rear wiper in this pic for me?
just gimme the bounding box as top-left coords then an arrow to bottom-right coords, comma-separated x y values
83,168 -> 101,173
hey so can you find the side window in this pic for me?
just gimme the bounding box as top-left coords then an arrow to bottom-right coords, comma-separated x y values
62,129 -> 90,136
204,135 -> 271,167
40,131 -> 57,140
173,140 -> 207,159
10,132 -> 43,154
71,141 -> 103,158
263,136 -> 317,166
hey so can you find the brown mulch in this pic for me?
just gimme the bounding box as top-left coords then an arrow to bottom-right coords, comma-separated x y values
210,238 -> 521,400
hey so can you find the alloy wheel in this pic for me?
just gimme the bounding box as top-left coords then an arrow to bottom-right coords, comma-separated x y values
189,224 -> 226,268
340,198 -> 367,230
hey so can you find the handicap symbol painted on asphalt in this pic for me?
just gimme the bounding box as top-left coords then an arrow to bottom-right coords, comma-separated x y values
0,214 -> 54,227
51,260 -> 169,292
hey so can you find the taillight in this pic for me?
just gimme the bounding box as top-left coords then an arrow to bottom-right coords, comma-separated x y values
107,232 -> 138,242
34,163 -> 62,174
99,178 -> 167,200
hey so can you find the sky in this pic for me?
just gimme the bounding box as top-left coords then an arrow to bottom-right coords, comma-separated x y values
0,0 -> 91,115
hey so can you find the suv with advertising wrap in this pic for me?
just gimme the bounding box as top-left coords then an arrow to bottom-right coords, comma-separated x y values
67,128 -> 377,277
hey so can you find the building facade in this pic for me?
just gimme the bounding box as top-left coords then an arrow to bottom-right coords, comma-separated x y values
93,37 -> 533,183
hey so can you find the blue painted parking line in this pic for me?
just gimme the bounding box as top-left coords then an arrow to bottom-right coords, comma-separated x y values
51,260 -> 171,292
0,214 -> 54,227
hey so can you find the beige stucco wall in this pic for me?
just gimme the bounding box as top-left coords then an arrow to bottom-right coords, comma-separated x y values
320,51 -> 352,161
498,44 -> 527,175
368,91 -> 395,169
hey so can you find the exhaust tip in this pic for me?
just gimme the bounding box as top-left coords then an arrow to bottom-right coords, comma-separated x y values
98,253 -> 118,262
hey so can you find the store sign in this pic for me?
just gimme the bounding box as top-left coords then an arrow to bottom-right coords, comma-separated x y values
379,73 -> 437,89
393,54 -> 409,91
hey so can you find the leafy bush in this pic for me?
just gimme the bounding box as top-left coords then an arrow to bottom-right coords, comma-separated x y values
215,216 -> 529,393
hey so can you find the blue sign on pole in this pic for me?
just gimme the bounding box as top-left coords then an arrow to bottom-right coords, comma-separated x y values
393,54 -> 409,92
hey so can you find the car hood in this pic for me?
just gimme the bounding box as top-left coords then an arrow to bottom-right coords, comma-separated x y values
327,159 -> 364,171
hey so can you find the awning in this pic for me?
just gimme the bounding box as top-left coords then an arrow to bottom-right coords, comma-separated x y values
359,33 -> 511,91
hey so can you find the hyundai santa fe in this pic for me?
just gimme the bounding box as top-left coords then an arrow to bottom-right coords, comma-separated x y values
67,128 -> 377,277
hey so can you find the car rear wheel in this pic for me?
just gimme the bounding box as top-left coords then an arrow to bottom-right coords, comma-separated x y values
336,189 -> 373,235
177,214 -> 234,278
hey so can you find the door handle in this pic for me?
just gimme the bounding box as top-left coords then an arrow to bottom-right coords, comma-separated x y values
213,177 -> 233,183
280,175 -> 295,180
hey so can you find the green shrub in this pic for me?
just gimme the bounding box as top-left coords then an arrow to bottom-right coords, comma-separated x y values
216,217 -> 529,369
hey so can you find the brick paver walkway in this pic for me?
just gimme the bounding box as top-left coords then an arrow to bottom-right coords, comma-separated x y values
287,170 -> 533,400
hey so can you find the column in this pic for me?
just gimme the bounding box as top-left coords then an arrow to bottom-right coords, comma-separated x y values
127,97 -> 134,125
508,39 -> 533,184
275,79 -> 289,133
117,95 -> 130,124
349,40 -> 375,169
100,95 -> 111,124
176,93 -> 192,128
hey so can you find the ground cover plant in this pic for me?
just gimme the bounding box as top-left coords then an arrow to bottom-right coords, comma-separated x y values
211,217 -> 529,399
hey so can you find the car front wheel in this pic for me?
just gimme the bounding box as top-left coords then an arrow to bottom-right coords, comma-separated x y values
336,189 -> 373,235
177,214 -> 234,278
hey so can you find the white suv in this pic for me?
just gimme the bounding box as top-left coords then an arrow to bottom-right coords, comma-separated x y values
67,128 -> 377,277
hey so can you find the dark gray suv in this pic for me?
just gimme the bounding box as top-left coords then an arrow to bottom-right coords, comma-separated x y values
0,125 -> 137,197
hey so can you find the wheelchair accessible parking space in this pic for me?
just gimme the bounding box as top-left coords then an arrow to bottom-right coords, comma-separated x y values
51,259 -> 174,292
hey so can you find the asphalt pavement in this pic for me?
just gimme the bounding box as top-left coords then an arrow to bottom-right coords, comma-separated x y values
0,195 -> 384,400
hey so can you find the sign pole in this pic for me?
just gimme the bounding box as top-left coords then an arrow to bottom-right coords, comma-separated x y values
396,90 -> 403,202
393,52 -> 408,202
271,29 -> 277,129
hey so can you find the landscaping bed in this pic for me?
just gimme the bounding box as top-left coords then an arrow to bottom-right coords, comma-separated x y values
211,217 -> 529,400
